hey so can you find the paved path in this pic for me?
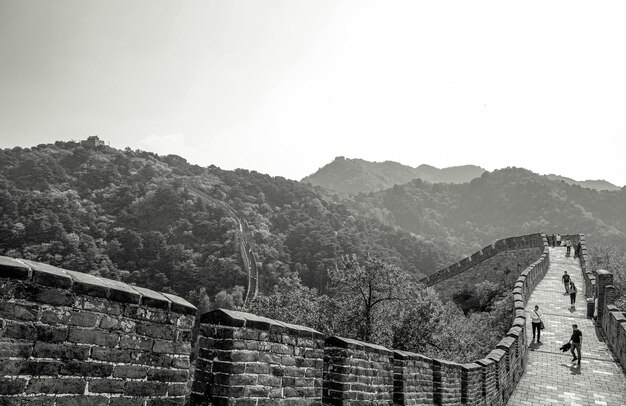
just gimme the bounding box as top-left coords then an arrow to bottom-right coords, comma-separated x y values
508,247 -> 626,406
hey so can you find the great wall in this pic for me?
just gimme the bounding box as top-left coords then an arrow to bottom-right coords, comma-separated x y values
1,232 -> 625,405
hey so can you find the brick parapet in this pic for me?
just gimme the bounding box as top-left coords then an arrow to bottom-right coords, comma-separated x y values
191,308 -> 324,405
0,255 -> 196,405
323,336 -> 394,405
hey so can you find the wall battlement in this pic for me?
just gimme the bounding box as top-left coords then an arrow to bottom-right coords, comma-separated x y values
0,256 -> 196,405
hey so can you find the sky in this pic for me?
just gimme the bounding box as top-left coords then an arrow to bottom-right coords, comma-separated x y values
1,0 -> 625,186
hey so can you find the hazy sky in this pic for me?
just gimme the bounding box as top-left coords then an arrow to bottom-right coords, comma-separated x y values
1,1 -> 625,186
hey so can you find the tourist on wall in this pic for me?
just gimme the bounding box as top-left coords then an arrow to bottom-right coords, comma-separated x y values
552,234 -> 556,247
562,271 -> 571,294
570,324 -> 582,365
574,241 -> 582,258
569,281 -> 577,308
530,305 -> 544,344
556,234 -> 562,246
565,239 -> 572,256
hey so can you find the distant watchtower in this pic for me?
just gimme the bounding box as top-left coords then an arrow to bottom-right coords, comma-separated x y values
83,135 -> 105,147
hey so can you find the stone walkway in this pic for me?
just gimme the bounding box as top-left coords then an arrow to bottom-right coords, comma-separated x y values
508,247 -> 626,406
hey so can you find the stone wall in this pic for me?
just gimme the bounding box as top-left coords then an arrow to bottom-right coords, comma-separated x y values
422,233 -> 546,289
191,308 -> 324,405
323,336 -> 394,405
595,269 -> 626,373
0,256 -> 196,406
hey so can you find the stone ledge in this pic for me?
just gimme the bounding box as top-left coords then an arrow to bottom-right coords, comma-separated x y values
0,255 -> 196,314
200,308 -> 324,339
393,350 -> 433,363
325,335 -> 393,355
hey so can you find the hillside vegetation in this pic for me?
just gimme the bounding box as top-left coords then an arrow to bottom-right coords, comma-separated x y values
0,141 -> 453,304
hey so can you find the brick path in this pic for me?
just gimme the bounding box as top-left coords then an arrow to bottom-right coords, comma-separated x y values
508,247 -> 626,406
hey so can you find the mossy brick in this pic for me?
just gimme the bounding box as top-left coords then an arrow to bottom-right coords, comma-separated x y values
147,368 -> 189,382
0,256 -> 31,279
124,304 -> 168,322
0,378 -> 28,394
120,335 -> 154,350
26,378 -> 86,394
41,308 -> 71,324
89,379 -> 126,393
56,397 -> 109,406
133,286 -> 172,310
60,360 -> 114,377
81,297 -> 123,315
125,381 -> 168,396
113,365 -> 149,379
14,283 -> 74,306
0,301 -> 39,321
22,259 -> 72,289
153,339 -> 192,354
68,310 -> 100,327
33,342 -> 90,360
64,270 -> 109,298
136,321 -> 175,339
68,327 -> 119,347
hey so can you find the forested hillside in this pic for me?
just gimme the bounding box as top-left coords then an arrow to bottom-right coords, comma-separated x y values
344,168 -> 626,257
0,141 -> 454,306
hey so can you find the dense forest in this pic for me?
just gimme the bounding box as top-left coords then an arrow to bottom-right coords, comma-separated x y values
0,140 -> 454,304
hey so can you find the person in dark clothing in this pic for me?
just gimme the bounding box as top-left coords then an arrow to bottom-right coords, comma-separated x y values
570,324 -> 582,364
574,242 -> 582,258
569,281 -> 577,308
530,305 -> 543,343
552,234 -> 556,247
562,271 -> 570,294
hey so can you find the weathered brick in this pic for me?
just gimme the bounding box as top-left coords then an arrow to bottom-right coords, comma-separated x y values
113,364 -> 149,379
0,359 -> 62,376
41,308 -> 71,324
167,383 -> 188,396
91,347 -> 132,363
67,327 -> 119,347
109,398 -> 147,406
15,283 -> 74,306
33,342 -> 90,360
0,341 -> 34,357
120,334 -> 154,350
0,378 -> 28,394
136,321 -> 175,340
125,381 -> 168,396
153,339 -> 192,354
147,368 -> 189,382
20,397 -> 56,406
89,379 -> 126,393
56,396 -> 109,406
0,301 -> 38,321
146,398 -> 186,406
3,320 -> 37,340
59,360 -> 114,377
26,378 -> 86,394
36,324 -> 69,342
68,311 -> 100,327
0,256 -> 31,279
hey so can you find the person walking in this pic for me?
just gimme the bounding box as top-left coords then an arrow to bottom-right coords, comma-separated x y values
569,281 -> 577,308
556,234 -> 562,246
530,305 -> 544,344
552,234 -> 556,247
565,239 -> 572,256
562,271 -> 571,294
570,324 -> 582,364
574,241 -> 582,258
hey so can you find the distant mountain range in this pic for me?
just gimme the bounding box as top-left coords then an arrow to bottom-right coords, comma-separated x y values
301,157 -> 485,193
302,157 -> 621,193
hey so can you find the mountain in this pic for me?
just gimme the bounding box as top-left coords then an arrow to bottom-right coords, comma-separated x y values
0,140 -> 457,307
301,157 -> 486,193
545,174 -> 621,191
340,167 -> 626,256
